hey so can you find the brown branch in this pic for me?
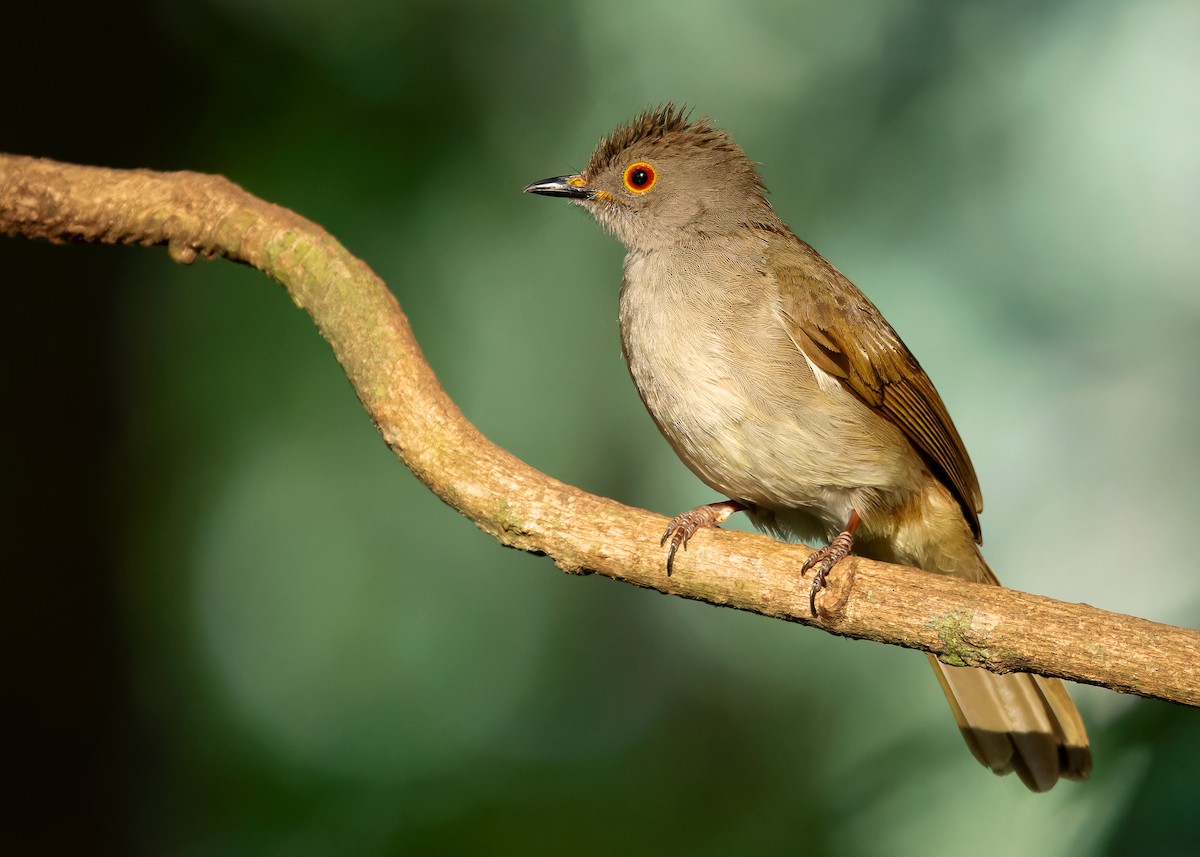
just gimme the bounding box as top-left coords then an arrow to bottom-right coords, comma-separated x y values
3,153 -> 1198,708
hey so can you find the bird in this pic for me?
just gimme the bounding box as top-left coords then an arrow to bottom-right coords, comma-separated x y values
524,104 -> 1090,791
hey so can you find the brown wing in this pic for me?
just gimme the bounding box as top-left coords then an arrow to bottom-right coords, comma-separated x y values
771,236 -> 983,540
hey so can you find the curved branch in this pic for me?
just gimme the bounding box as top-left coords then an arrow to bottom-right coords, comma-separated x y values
3,153 -> 1197,708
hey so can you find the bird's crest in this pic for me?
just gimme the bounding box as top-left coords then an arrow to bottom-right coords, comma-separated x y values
586,103 -> 742,176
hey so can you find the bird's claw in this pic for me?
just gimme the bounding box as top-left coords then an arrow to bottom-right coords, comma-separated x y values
660,510 -> 712,576
801,527 -> 856,616
660,500 -> 745,576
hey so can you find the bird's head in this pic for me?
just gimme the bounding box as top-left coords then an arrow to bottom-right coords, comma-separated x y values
525,104 -> 775,250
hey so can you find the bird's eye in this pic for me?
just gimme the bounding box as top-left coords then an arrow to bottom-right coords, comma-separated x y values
623,162 -> 656,193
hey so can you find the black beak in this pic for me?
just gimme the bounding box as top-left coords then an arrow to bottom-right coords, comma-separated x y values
523,175 -> 595,199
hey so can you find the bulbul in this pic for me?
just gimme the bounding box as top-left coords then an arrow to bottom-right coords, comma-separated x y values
525,104 -> 1090,791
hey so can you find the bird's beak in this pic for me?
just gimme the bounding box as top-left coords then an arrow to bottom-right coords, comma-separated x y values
523,174 -> 596,200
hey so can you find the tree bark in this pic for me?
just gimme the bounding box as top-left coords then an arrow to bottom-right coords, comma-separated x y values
3,153 -> 1197,708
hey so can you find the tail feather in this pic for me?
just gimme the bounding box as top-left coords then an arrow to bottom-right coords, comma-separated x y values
904,538 -> 1093,791
1032,673 -> 1093,779
928,656 -> 1092,791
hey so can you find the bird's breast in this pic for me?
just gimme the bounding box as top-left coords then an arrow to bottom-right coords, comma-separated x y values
618,246 -> 928,541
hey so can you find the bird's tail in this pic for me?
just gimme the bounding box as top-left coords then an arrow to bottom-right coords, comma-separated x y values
928,549 -> 1091,791
928,656 -> 1091,790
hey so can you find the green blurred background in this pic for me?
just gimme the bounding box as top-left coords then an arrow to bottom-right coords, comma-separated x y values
5,1 -> 1199,854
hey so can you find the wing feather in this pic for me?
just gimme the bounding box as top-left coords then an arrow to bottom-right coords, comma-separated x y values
772,237 -> 983,539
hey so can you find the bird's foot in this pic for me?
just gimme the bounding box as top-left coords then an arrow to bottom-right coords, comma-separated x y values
661,500 -> 747,575
801,510 -> 862,616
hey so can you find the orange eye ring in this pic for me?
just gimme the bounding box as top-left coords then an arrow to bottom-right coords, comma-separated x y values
623,162 -> 656,193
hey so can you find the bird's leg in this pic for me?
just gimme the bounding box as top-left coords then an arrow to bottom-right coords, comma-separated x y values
660,500 -> 747,576
801,509 -> 862,616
